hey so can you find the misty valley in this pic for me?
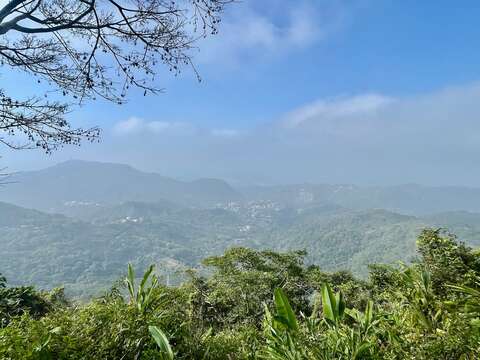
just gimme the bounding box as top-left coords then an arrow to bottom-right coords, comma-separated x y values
2,161 -> 480,359
2,160 -> 480,297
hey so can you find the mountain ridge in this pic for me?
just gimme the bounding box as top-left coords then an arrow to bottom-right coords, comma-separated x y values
0,160 -> 242,214
6,160 -> 480,217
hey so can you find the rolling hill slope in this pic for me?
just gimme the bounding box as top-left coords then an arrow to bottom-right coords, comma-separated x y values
1,199 -> 479,297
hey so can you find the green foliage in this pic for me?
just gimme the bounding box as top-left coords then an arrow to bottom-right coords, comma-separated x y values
262,288 -> 304,360
149,326 -> 174,360
321,283 -> 346,327
416,228 -> 480,292
1,230 -> 480,359
0,276 -> 66,328
272,288 -> 299,332
448,283 -> 480,324
4,198 -> 480,299
192,247 -> 312,329
126,263 -> 160,314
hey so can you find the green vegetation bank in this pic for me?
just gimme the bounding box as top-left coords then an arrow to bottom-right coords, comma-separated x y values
1,229 -> 480,359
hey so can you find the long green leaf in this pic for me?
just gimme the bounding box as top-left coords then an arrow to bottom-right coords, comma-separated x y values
449,284 -> 480,297
321,283 -> 336,324
126,263 -> 135,303
139,265 -> 155,296
364,300 -> 373,329
273,288 -> 299,332
335,291 -> 345,320
149,325 -> 173,360
142,276 -> 158,312
138,264 -> 156,311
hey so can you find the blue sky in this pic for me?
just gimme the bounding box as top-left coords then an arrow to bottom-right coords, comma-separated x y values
3,0 -> 480,186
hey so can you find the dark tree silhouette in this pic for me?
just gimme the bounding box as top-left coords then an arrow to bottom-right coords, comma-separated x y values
0,0 -> 231,152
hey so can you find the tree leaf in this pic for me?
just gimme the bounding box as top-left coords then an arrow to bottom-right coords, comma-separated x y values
126,263 -> 135,303
273,288 -> 298,332
149,325 -> 173,360
321,283 -> 336,324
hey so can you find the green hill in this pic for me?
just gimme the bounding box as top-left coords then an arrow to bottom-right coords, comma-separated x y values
1,199 -> 480,297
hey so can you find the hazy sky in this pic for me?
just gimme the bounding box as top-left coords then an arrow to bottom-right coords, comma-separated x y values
3,0 -> 480,186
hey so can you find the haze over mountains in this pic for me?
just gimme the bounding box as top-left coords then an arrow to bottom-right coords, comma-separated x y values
4,160 -> 480,215
0,160 -> 241,215
1,160 -> 480,297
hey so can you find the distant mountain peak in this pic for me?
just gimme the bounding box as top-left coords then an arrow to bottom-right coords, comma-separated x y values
0,160 -> 242,213
49,159 -> 137,172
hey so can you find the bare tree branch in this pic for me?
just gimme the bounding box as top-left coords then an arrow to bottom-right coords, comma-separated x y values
0,0 -> 231,152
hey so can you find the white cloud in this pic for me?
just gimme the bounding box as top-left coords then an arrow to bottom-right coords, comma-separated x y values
38,82 -> 480,187
211,128 -> 241,137
146,121 -> 174,133
282,94 -> 394,128
113,117 -> 190,135
196,1 -> 340,65
113,118 -> 243,139
286,5 -> 325,47
113,117 -> 144,134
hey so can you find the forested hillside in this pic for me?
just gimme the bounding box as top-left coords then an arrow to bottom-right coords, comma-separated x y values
2,195 -> 480,298
1,230 -> 479,359
242,183 -> 480,214
2,162 -> 480,299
